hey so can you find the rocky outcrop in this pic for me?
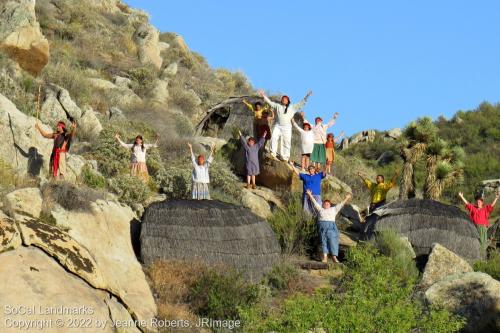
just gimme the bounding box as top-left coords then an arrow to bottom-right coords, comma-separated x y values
481,179 -> 500,194
134,23 -> 162,69
361,199 -> 482,261
385,128 -> 402,140
150,79 -> 169,106
421,243 -> 473,288
350,130 -> 376,145
51,200 -> 157,326
257,158 -> 302,192
3,187 -> 42,220
161,62 -> 178,79
241,186 -> 284,219
0,247 -> 140,333
425,272 -> 500,333
41,84 -> 103,139
17,218 -> 106,287
141,199 -> 281,281
321,175 -> 352,203
0,93 -> 52,178
0,0 -> 49,75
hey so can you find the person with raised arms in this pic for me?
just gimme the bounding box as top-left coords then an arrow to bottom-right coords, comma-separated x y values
188,142 -> 216,200
258,89 -> 312,162
290,161 -> 326,215
306,189 -> 352,263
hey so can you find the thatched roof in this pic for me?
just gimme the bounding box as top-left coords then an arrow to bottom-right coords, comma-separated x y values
360,199 -> 481,261
140,200 -> 281,281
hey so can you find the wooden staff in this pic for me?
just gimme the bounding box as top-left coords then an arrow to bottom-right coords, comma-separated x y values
36,85 -> 42,120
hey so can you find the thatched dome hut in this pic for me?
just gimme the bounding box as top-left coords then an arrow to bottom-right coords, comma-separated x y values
361,199 -> 481,261
140,200 -> 281,280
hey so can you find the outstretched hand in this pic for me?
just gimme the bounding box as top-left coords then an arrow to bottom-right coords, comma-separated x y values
306,189 -> 312,196
258,90 -> 265,97
238,130 -> 242,137
262,131 -> 267,138
333,112 -> 339,119
345,193 -> 353,201
306,90 -> 313,98
187,143 -> 192,150
458,192 -> 464,198
114,133 -> 120,140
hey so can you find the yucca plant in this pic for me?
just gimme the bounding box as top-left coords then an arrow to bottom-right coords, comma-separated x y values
399,117 -> 438,199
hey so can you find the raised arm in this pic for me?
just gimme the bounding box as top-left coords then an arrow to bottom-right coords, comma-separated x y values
306,189 -> 322,212
145,135 -> 160,148
325,112 -> 339,129
242,99 -> 254,113
334,131 -> 345,143
490,192 -> 499,207
292,90 -> 313,112
291,119 -> 304,133
239,131 -> 249,149
258,90 -> 280,109
188,143 -> 198,167
358,171 -> 372,188
35,121 -> 54,139
67,120 -> 77,139
115,134 -> 133,149
288,161 -> 300,175
336,193 -> 352,212
458,192 -> 469,206
257,132 -> 267,149
207,144 -> 216,164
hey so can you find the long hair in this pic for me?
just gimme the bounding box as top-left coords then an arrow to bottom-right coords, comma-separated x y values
282,95 -> 291,113
133,135 -> 145,152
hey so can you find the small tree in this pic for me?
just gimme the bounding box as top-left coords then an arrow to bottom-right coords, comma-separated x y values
423,142 -> 464,200
399,117 -> 437,199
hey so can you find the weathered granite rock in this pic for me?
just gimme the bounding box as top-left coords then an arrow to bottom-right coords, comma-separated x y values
425,272 -> 500,333
0,213 -> 21,252
134,23 -> 162,69
17,218 -> 106,288
3,187 -> 42,220
51,200 -> 157,326
0,0 -> 49,75
421,243 -> 473,288
0,247 -> 139,333
386,128 -> 402,139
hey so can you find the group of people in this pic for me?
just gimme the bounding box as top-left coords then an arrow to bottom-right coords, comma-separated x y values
36,92 -> 498,263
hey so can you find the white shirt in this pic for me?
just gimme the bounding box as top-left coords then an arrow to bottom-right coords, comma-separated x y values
311,198 -> 345,222
118,139 -> 157,163
307,117 -> 336,144
263,95 -> 308,127
191,153 -> 214,184
292,120 -> 314,154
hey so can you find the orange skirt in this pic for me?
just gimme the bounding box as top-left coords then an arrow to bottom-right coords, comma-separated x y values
326,148 -> 335,164
130,162 -> 149,182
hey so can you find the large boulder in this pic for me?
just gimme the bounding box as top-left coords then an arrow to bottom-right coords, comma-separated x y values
361,199 -> 482,261
140,200 -> 281,281
150,79 -> 169,106
3,187 -> 42,220
134,23 -> 162,69
51,200 -> 157,326
0,0 -> 49,75
257,158 -> 302,192
0,247 -> 140,333
41,84 -> 103,139
241,186 -> 284,219
421,243 -> 473,288
425,272 -> 500,333
0,93 -> 52,179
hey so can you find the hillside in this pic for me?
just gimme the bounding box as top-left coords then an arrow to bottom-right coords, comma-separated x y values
0,1 -> 498,332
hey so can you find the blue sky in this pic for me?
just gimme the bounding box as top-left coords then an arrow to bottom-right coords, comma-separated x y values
126,0 -> 500,135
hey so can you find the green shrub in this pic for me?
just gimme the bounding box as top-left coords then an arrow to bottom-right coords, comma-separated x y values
188,267 -> 260,320
80,165 -> 106,189
267,194 -> 316,255
373,230 -> 419,282
128,65 -> 158,98
240,242 -> 465,333
474,249 -> 500,280
263,261 -> 300,293
108,174 -> 151,206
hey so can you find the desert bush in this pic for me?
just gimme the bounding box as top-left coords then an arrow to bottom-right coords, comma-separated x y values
240,242 -> 465,333
128,65 -> 158,98
108,174 -> 151,206
169,85 -> 201,116
474,249 -> 500,280
42,61 -> 93,106
373,230 -> 419,282
263,261 -> 300,293
188,267 -> 260,320
80,165 -> 106,189
41,181 -> 106,211
267,194 -> 316,256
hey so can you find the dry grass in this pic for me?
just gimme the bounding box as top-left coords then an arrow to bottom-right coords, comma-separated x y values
147,260 -> 206,317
